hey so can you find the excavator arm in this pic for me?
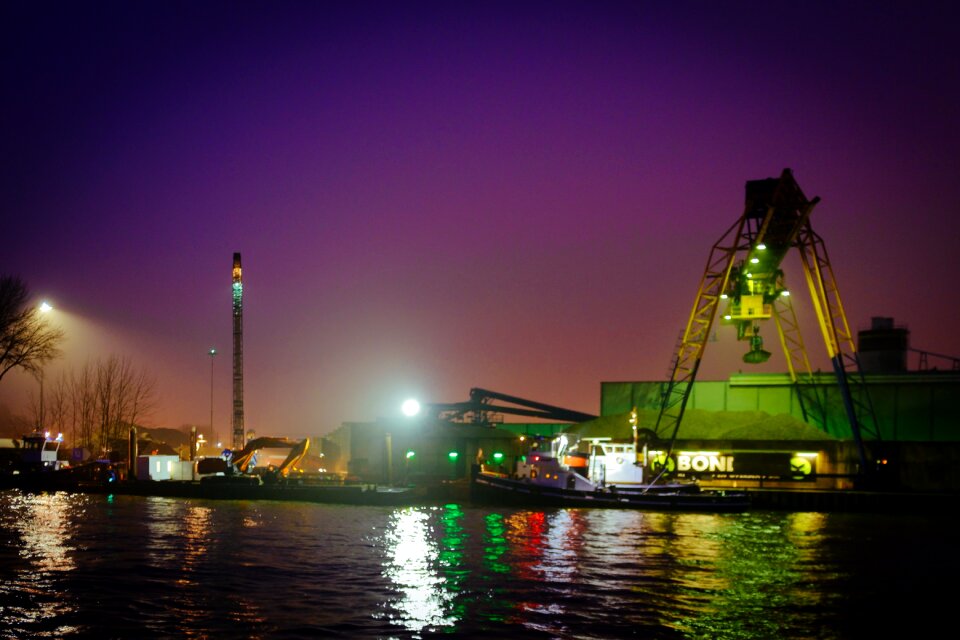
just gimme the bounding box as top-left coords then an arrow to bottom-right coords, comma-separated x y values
275,438 -> 310,477
229,437 -> 294,473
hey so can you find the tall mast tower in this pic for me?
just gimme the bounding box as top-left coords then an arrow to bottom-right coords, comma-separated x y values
232,252 -> 245,450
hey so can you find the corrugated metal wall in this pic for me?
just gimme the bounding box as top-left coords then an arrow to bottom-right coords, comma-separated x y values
601,373 -> 960,442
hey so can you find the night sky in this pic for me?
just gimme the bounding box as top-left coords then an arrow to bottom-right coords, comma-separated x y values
3,1 -> 958,438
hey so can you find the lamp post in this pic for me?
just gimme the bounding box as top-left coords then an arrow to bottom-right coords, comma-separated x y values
208,348 -> 217,447
37,301 -> 53,429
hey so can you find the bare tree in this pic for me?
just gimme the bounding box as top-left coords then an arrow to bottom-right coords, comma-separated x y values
20,351 -> 159,455
93,355 -> 157,455
48,374 -> 69,437
26,372 -> 69,433
125,366 -> 157,435
0,275 -> 65,383
69,362 -> 97,452
95,355 -> 119,453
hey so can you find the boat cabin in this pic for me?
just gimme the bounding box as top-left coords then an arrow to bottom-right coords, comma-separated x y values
515,452 -> 599,491
19,431 -> 64,471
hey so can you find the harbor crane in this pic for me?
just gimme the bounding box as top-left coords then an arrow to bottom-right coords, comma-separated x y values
653,169 -> 880,478
424,388 -> 598,426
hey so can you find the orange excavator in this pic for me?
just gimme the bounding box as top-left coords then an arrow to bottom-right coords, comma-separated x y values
198,437 -> 310,480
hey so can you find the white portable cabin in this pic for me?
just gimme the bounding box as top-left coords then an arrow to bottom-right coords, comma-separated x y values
136,455 -> 190,481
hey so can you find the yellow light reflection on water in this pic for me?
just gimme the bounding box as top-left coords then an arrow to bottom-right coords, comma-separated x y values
8,492 -> 80,634
14,492 -> 77,573
141,497 -> 267,634
670,511 -> 830,638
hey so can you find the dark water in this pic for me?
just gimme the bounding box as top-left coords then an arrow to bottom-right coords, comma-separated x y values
0,490 -> 956,639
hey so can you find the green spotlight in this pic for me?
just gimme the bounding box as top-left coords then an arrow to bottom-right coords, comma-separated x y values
405,450 -> 416,459
448,451 -> 459,461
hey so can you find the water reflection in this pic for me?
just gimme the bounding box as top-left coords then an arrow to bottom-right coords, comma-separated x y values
502,510 -> 568,634
140,497 -> 267,639
505,510 -> 546,582
482,512 -> 509,575
179,504 -> 212,583
143,498 -> 214,577
438,504 -> 467,623
2,493 -> 944,639
383,507 -> 457,632
542,509 -> 586,584
15,492 -> 77,573
144,497 -> 185,567
5,492 -> 80,636
673,511 -> 831,638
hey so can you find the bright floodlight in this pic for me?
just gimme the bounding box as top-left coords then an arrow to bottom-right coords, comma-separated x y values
401,398 -> 421,417
39,301 -> 53,313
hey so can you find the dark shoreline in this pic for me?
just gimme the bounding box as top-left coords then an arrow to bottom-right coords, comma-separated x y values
4,474 -> 958,514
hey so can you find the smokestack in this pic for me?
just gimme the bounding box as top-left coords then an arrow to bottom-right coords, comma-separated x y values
232,253 -> 245,450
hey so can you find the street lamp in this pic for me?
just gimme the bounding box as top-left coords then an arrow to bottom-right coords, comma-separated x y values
37,301 -> 53,429
208,348 -> 217,447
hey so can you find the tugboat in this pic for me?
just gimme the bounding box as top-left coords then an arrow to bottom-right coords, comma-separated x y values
471,433 -> 750,512
0,430 -> 127,491
1,431 -> 76,490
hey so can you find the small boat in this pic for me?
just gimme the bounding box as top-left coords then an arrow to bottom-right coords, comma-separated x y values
471,434 -> 750,512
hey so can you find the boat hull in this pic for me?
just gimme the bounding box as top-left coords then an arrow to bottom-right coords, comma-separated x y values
1,474 -> 425,506
471,472 -> 750,512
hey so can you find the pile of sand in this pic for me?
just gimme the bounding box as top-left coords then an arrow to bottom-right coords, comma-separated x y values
570,408 -> 835,441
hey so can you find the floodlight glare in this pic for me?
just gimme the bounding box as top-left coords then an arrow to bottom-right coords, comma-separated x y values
401,398 -> 421,417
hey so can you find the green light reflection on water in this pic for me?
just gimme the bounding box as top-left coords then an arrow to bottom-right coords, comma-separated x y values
439,503 -> 464,570
483,512 -> 510,575
481,512 -> 511,623
439,504 -> 468,623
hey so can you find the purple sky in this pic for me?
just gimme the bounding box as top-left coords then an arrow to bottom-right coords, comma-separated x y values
3,1 -> 959,439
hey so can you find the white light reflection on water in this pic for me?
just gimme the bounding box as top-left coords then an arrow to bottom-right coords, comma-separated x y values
5,492 -> 80,636
542,509 -> 586,584
382,507 -> 457,633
